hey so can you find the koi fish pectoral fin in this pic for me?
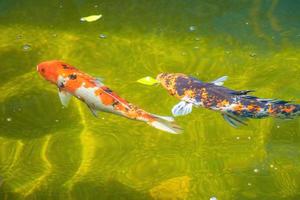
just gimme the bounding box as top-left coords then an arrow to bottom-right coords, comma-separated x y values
87,105 -> 99,117
222,113 -> 248,128
211,75 -> 228,86
172,101 -> 193,116
58,90 -> 72,107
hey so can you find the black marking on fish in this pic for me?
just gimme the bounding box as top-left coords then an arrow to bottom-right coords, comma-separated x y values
104,88 -> 113,93
69,74 -> 77,80
62,64 -> 69,69
112,100 -> 119,107
175,76 -> 190,96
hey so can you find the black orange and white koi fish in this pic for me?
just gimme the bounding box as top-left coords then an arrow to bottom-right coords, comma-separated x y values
143,73 -> 300,127
37,61 -> 182,134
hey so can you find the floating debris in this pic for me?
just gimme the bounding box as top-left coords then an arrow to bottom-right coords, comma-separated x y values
210,197 -> 217,200
137,76 -> 159,85
99,33 -> 107,39
195,37 -> 200,41
80,14 -> 102,22
22,44 -> 31,51
6,118 -> 12,122
55,119 -> 59,122
254,168 -> 259,173
270,164 -> 274,168
249,52 -> 257,57
194,46 -> 199,49
277,125 -> 280,128
248,182 -> 252,186
189,25 -> 196,32
248,136 -> 251,140
236,136 -> 240,140
245,22 -> 249,25
150,176 -> 190,200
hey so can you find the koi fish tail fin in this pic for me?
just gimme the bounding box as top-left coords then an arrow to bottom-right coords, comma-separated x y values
146,114 -> 183,134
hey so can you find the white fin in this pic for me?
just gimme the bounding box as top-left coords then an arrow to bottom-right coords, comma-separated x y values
87,105 -> 98,117
148,119 -> 182,134
152,114 -> 174,122
211,76 -> 228,86
222,113 -> 247,128
58,90 -> 72,107
172,101 -> 193,116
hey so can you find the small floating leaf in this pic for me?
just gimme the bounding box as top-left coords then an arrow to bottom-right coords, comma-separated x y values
137,76 -> 159,85
80,14 -> 102,22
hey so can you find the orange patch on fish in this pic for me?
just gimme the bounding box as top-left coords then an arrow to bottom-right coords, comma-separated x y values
201,88 -> 208,99
218,100 -> 229,107
247,104 -> 261,112
65,80 -> 82,93
94,89 -> 114,105
282,105 -> 296,113
184,89 -> 196,99
233,103 -> 244,112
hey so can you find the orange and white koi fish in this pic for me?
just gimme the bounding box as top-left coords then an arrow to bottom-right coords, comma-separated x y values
37,61 -> 182,134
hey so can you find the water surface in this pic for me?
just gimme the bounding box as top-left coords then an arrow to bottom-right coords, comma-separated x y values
0,0 -> 300,199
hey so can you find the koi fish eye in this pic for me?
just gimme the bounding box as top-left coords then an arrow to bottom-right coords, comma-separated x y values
40,68 -> 45,73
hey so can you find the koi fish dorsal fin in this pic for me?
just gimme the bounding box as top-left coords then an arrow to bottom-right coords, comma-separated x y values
222,113 -> 248,128
211,76 -> 228,86
230,90 -> 255,95
172,101 -> 193,116
92,77 -> 104,86
58,90 -> 72,107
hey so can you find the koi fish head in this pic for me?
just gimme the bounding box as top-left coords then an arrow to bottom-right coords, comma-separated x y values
156,73 -> 192,97
37,60 -> 76,85
156,73 -> 173,89
156,73 -> 186,90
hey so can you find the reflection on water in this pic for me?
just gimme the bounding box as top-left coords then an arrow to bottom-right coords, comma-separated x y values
0,0 -> 300,199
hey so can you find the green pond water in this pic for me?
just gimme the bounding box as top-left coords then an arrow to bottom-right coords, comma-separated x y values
0,0 -> 300,199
